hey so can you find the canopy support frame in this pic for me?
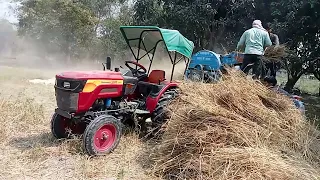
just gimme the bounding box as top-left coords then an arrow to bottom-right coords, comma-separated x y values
120,27 -> 193,81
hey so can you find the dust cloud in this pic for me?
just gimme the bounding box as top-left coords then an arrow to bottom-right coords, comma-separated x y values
0,21 -> 187,81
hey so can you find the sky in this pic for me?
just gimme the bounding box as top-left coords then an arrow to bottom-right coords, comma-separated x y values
0,0 -> 19,23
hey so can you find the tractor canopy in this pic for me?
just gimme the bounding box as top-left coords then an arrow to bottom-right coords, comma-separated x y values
120,26 -> 195,81
120,26 -> 194,60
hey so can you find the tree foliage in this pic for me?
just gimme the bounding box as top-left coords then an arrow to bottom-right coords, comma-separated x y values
134,0 -> 263,52
134,0 -> 320,91
98,3 -> 133,57
269,0 -> 320,90
18,0 -> 98,57
15,0 -> 320,91
17,0 -> 133,59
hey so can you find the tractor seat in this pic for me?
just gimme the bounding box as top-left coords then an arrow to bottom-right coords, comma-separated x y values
148,70 -> 166,84
137,81 -> 165,97
137,70 -> 166,96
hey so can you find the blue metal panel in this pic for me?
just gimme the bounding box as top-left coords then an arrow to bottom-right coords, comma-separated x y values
185,50 -> 245,80
188,50 -> 221,70
221,52 -> 244,66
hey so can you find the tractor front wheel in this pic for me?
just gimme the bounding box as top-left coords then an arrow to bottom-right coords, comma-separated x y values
51,113 -> 86,139
83,115 -> 122,156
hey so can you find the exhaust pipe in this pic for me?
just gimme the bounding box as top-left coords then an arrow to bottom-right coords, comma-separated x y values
103,56 -> 112,71
106,56 -> 111,70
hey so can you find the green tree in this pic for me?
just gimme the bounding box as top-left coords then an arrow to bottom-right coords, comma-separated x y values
133,0 -> 263,52
77,0 -> 118,32
72,0 -> 134,59
0,19 -> 17,55
98,3 -> 133,59
269,0 -> 320,91
17,0 -> 98,59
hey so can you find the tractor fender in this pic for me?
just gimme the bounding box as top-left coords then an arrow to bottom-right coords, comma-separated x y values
145,83 -> 178,113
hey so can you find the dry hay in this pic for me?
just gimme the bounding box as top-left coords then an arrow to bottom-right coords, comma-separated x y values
150,69 -> 320,180
0,96 -> 155,179
263,45 -> 288,62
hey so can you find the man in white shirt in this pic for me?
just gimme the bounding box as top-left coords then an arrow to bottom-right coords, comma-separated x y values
237,20 -> 272,78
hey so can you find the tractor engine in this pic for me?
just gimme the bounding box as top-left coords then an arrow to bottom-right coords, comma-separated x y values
54,70 -> 136,116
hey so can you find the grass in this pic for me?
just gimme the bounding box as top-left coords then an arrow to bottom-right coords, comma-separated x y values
276,73 -> 320,95
0,96 -> 155,179
276,72 -> 320,121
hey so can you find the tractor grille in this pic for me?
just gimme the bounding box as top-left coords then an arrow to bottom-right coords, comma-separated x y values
55,88 -> 79,112
54,77 -> 86,112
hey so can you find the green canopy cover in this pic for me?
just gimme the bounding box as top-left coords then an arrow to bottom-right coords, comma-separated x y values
120,26 -> 194,59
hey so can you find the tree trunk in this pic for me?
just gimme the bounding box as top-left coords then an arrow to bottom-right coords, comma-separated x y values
313,72 -> 320,81
284,76 -> 300,92
212,26 -> 226,52
94,15 -> 101,33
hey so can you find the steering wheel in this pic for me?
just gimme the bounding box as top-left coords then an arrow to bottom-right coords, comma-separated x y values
125,61 -> 147,76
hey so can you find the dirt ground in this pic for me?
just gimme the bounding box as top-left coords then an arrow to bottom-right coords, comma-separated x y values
0,65 -> 158,180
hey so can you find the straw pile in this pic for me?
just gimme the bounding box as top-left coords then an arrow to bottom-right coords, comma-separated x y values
263,45 -> 288,62
150,69 -> 320,180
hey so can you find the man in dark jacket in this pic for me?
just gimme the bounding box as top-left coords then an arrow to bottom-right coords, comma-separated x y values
265,23 -> 281,77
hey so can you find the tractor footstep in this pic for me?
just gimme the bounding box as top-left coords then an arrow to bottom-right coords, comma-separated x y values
135,109 -> 150,114
145,118 -> 152,123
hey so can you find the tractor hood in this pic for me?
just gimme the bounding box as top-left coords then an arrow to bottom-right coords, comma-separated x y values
56,70 -> 124,80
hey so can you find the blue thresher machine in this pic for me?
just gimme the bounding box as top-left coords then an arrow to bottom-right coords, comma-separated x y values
185,50 -> 244,82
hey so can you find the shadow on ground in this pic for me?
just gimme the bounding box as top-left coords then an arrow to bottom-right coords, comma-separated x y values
9,132 -> 66,150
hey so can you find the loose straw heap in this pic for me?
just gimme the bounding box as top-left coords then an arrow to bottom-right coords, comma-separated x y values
150,69 -> 320,180
263,45 -> 288,62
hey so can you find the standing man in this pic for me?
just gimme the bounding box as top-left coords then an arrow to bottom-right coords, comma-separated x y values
265,23 -> 280,77
237,20 -> 272,79
265,23 -> 279,46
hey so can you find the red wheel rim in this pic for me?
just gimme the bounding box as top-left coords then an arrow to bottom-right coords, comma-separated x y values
94,124 -> 117,151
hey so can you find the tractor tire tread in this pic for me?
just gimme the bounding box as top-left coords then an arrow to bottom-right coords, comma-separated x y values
51,113 -> 68,139
82,115 -> 122,156
148,88 -> 179,137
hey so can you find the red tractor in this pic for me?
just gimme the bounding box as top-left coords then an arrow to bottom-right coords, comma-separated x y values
51,26 -> 194,156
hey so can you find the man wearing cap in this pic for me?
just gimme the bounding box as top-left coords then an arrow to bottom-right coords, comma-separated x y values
237,20 -> 272,79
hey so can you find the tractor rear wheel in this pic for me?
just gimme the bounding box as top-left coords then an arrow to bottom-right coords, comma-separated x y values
148,88 -> 179,138
51,113 -> 86,139
83,115 -> 122,156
